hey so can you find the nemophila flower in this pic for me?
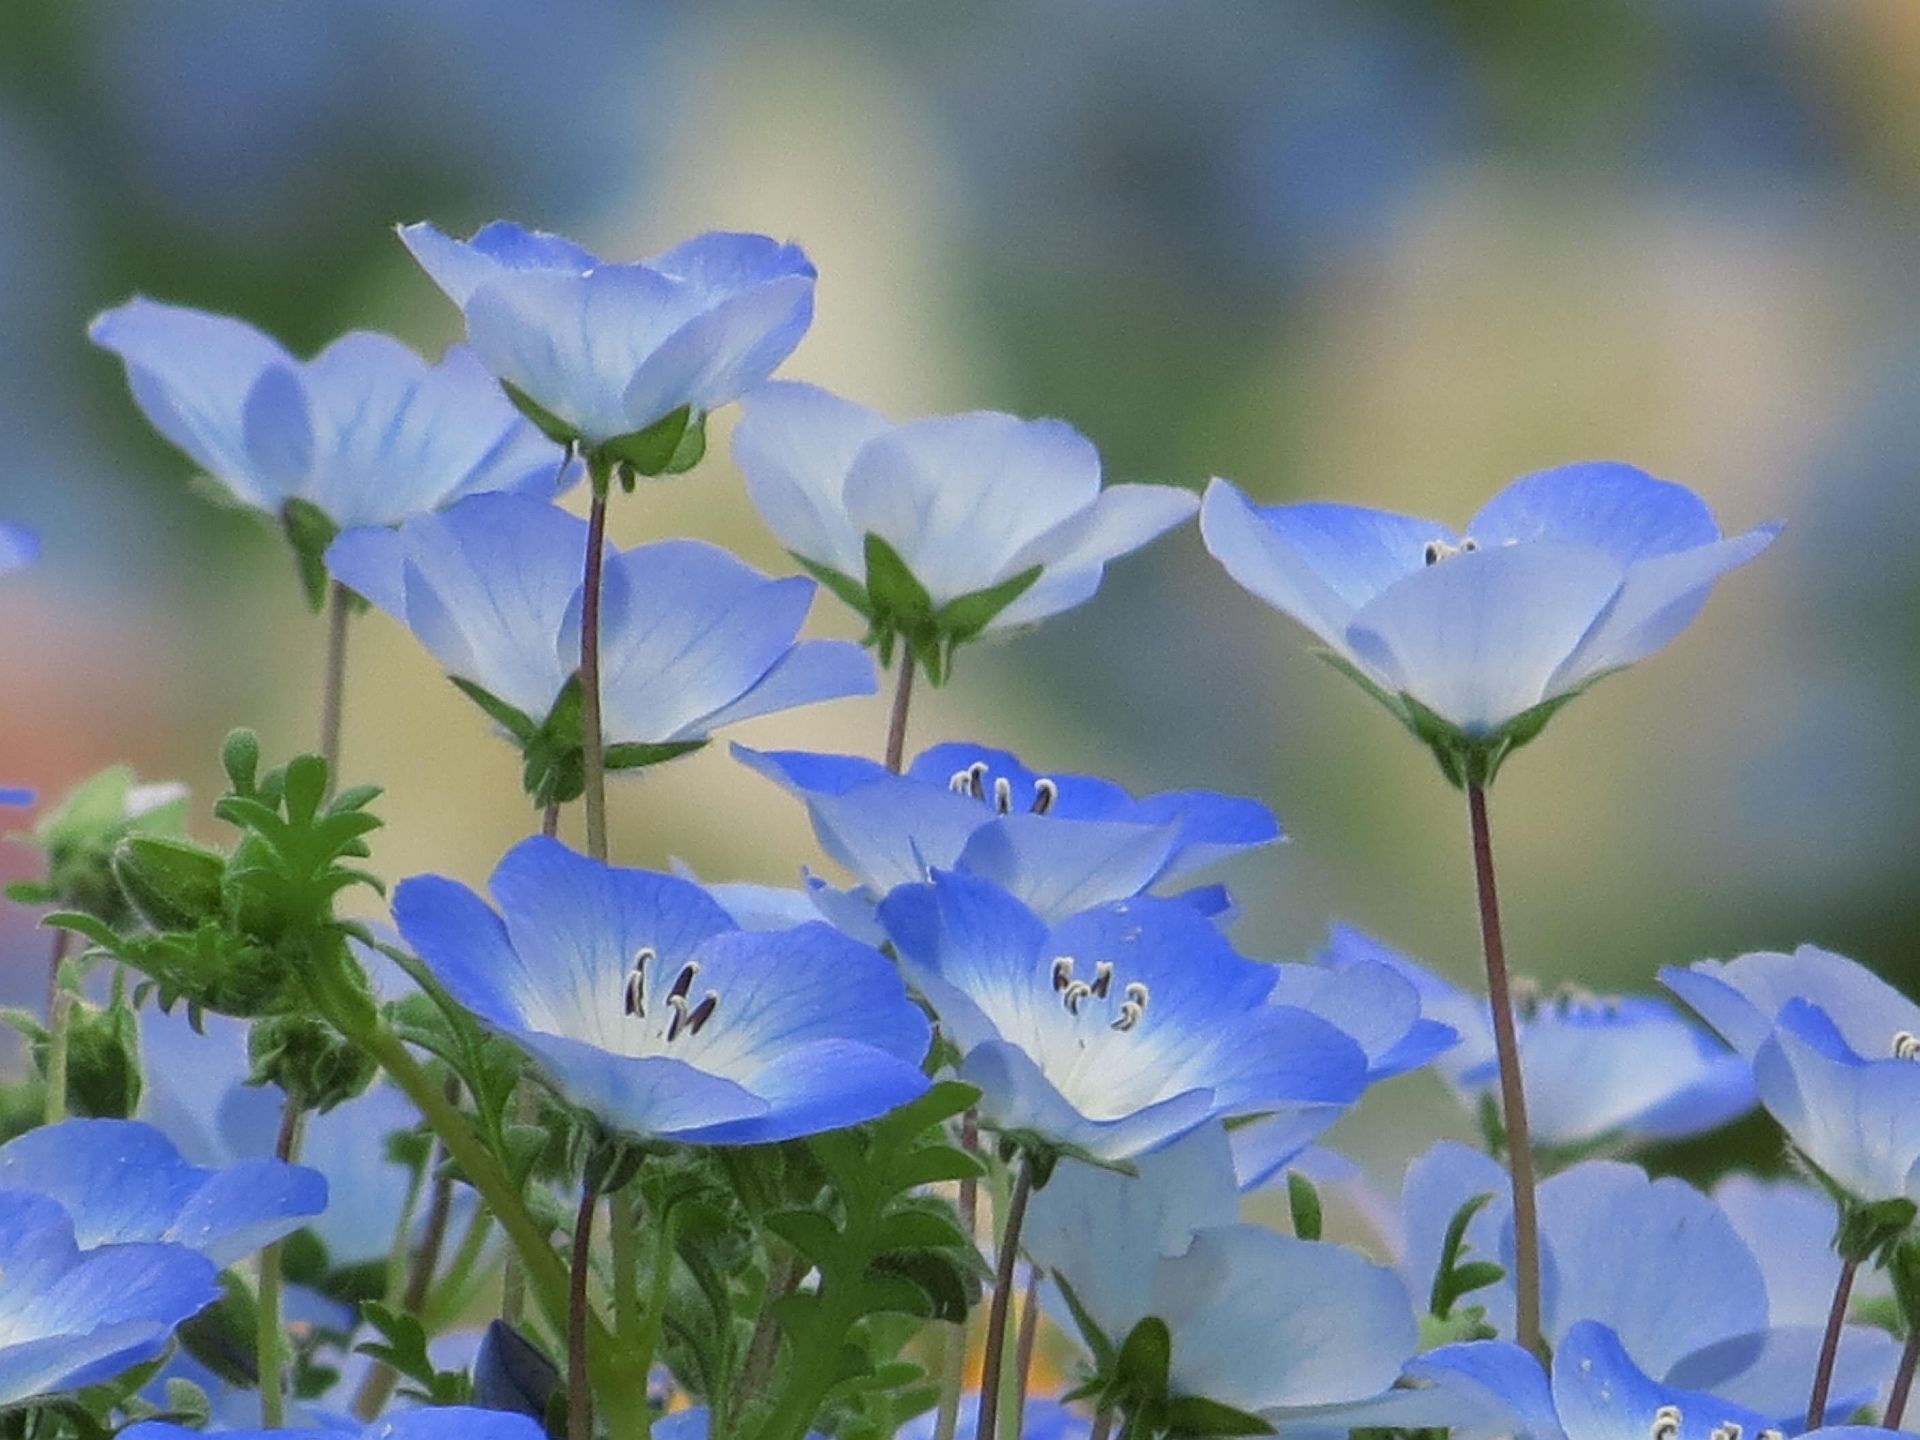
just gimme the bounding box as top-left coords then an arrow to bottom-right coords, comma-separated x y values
1661,943 -> 1920,1065
1201,464 -> 1777,781
0,1119 -> 324,1268
123,1409 -> 546,1440
1025,1126 -> 1418,1415
399,220 -> 814,465
1341,925 -> 1751,1147
735,742 -> 1277,929
0,1191 -> 219,1406
326,491 -> 874,803
877,871 -> 1367,1162
393,836 -> 933,1144
89,299 -> 568,535
1398,1148 -> 1895,1426
1713,1176 -> 1890,1330
898,1398 -> 1089,1440
733,383 -> 1197,675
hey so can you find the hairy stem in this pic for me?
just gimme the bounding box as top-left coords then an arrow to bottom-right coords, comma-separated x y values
257,1098 -> 304,1429
884,658 -> 916,774
1807,1256 -> 1858,1428
352,1125 -> 457,1421
542,800 -> 561,839
568,1182 -> 600,1440
1887,1325 -> 1920,1429
975,1161 -> 1034,1440
580,488 -> 610,863
1465,782 -> 1542,1360
1013,1265 -> 1043,1438
42,986 -> 73,1126
42,929 -> 70,1026
319,580 -> 351,782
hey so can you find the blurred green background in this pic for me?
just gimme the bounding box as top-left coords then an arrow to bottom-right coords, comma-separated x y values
4,0 -> 1919,1181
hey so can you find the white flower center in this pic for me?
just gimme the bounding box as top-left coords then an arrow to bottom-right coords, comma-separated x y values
618,949 -> 720,1054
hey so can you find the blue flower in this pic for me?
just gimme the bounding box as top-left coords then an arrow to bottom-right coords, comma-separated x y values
0,1191 -> 219,1406
326,491 -> 874,782
1201,464 -> 1777,768
1340,925 -> 1751,1146
0,1118 -> 325,1268
393,836 -> 933,1144
734,741 -> 1278,928
122,1409 -> 546,1440
733,382 -> 1197,635
89,299 -> 569,529
1661,943 -> 1920,1065
399,221 -> 815,451
1024,1125 -> 1419,1414
896,1398 -> 1090,1440
1713,1176 -> 1889,1330
877,871 -> 1367,1161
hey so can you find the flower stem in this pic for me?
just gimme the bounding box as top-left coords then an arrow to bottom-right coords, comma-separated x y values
884,658 -> 916,774
1088,1413 -> 1113,1440
352,1121 -> 457,1421
42,985 -> 73,1126
257,1097 -> 304,1429
542,800 -> 561,839
1886,1325 -> 1920,1428
932,1110 -> 983,1440
580,487 -> 611,863
319,580 -> 351,782
42,929 -> 70,1026
1465,781 -> 1542,1360
422,1204 -> 496,1331
1013,1265 -> 1043,1439
975,1160 -> 1034,1440
1807,1256 -> 1858,1428
568,1181 -> 600,1440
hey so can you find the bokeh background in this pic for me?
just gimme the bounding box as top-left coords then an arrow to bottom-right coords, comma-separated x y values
4,0 -> 1919,1181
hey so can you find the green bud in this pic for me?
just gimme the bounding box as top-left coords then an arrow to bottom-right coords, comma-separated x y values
113,835 -> 227,931
11,765 -> 190,928
62,983 -> 143,1118
248,1014 -> 377,1114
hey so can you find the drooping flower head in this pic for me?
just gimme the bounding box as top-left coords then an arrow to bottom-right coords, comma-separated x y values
0,1119 -> 325,1268
326,491 -> 874,805
734,383 -> 1197,677
1201,464 -> 1777,782
878,871 -> 1368,1162
399,221 -> 814,471
394,837 -> 933,1144
0,1191 -> 219,1407
89,300 -> 569,567
735,741 -> 1277,931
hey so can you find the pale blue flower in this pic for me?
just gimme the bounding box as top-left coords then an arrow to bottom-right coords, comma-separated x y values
1201,464 -> 1777,753
0,1191 -> 219,1406
735,741 -> 1277,928
123,1409 -> 545,1440
0,1118 -> 325,1268
399,221 -> 814,449
733,382 -> 1196,631
89,299 -> 568,529
1662,943 -> 1920,1065
393,837 -> 933,1144
878,872 -> 1367,1162
326,491 -> 874,765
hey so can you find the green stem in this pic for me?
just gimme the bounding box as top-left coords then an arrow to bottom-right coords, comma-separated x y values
929,1322 -> 967,1440
257,1098 -> 304,1429
568,1182 -> 600,1440
499,1081 -> 540,1330
352,1126 -> 457,1421
422,1205 -> 496,1331
630,1209 -> 677,1440
1012,1266 -> 1042,1440
975,1161 -> 1034,1440
42,987 -> 73,1126
580,486 -> 610,863
1465,782 -> 1543,1360
610,1186 -> 641,1342
42,929 -> 70,1027
884,658 -> 916,774
319,580 -> 351,782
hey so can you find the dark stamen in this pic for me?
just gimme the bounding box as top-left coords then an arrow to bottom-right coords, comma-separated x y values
623,947 -> 655,1017
1032,778 -> 1058,815
686,991 -> 719,1036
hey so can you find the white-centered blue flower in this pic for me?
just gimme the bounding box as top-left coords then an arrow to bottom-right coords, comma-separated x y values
399,221 -> 815,450
123,1410 -> 546,1440
1342,925 -> 1752,1147
393,837 -> 933,1144
326,491 -> 874,777
1025,1125 -> 1419,1416
0,1191 -> 219,1407
0,1118 -> 325,1269
734,381 -> 1197,632
1201,463 -> 1777,759
878,871 -> 1368,1162
89,299 -> 569,529
735,741 -> 1277,929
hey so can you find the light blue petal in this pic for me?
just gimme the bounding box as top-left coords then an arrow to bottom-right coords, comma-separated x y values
842,412 -> 1102,606
733,382 -> 889,579
1227,1109 -> 1344,1192
1126,788 -> 1283,878
1266,958 -> 1426,1080
393,872 -> 537,1033
959,1041 -> 1217,1163
1664,1322 -> 1896,1429
689,640 -> 876,735
731,744 -> 893,798
801,778 -> 988,892
1153,1226 -> 1416,1411
670,1039 -> 930,1145
127,1408 -> 547,1440
622,271 -> 816,425
1469,464 -> 1721,561
1552,1321 -> 1774,1440
1664,945 -> 1920,1063
398,220 -> 599,305
511,1029 -> 769,1141
645,231 -> 815,294
1347,541 -> 1626,734
240,362 -> 314,497
1199,479 -> 1449,655
992,482 -> 1198,630
880,873 -> 1053,1056
955,815 -> 1183,924
1754,1013 -> 1920,1203
324,524 -> 409,618
1283,1342 -> 1556,1440
905,745 -> 1134,820
1712,1176 -> 1847,1329
89,298 -> 298,510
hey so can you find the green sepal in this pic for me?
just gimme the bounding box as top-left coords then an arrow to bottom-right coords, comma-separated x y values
1165,1397 -> 1276,1438
1286,1172 -> 1322,1241
450,678 -> 541,746
1053,1271 -> 1116,1374
933,565 -> 1041,645
501,382 -> 581,448
864,534 -> 935,631
248,1012 -> 378,1114
596,404 -> 694,479
605,740 -> 707,772
794,554 -> 874,619
1835,1194 -> 1917,1265
280,499 -> 341,613
661,412 -> 708,474
113,835 -> 227,932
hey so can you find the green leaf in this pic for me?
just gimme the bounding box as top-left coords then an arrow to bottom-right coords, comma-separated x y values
1113,1316 -> 1172,1409
1165,1397 -> 1276,1438
501,381 -> 581,447
869,1081 -> 981,1148
599,405 -> 693,477
863,533 -> 934,630
604,740 -> 707,772
871,1206 -> 972,1253
1286,1172 -> 1322,1242
766,1208 -> 842,1267
884,1145 -> 985,1189
1430,1191 -> 1502,1319
450,678 -> 540,745
932,565 -> 1042,644
794,554 -> 874,618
